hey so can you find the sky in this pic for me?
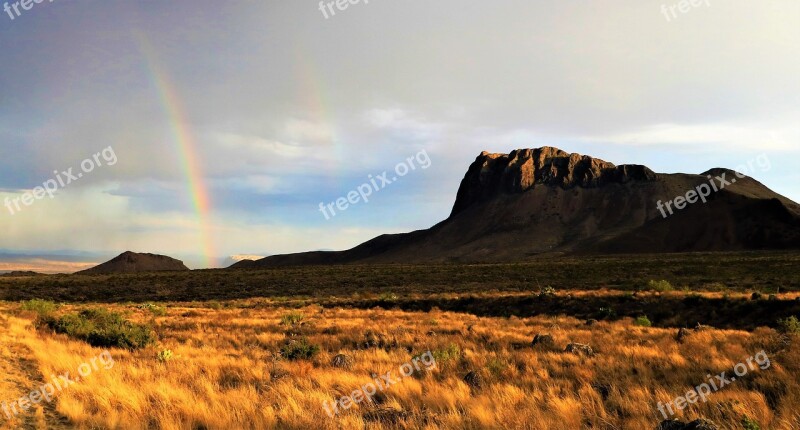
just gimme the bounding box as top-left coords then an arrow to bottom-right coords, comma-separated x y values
0,0 -> 798,271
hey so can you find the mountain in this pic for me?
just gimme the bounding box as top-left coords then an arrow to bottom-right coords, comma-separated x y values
221,255 -> 267,268
77,251 -> 190,274
0,271 -> 45,277
232,147 -> 800,268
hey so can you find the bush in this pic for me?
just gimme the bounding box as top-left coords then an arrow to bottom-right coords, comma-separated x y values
157,349 -> 174,363
741,416 -> 761,430
634,316 -> 652,327
486,357 -> 508,377
538,286 -> 556,298
20,299 -> 59,316
280,312 -> 305,326
777,316 -> 800,335
378,292 -> 398,301
43,308 -> 156,350
598,307 -> 617,320
646,280 -> 673,292
138,303 -> 166,316
280,337 -> 320,361
433,343 -> 462,365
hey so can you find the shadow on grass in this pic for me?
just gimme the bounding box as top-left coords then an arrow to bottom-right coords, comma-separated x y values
332,295 -> 800,331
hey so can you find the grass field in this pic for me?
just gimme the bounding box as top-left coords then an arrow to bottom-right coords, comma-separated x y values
1,252 -> 799,429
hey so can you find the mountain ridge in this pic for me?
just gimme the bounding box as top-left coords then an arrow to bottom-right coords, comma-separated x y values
232,147 -> 800,268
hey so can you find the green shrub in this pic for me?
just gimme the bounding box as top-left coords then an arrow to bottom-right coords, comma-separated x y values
433,343 -> 462,365
378,292 -> 398,301
280,337 -> 320,361
157,349 -> 174,363
538,286 -> 556,298
20,299 -> 59,316
280,312 -> 305,326
741,416 -> 761,430
486,357 -> 508,377
777,316 -> 800,335
43,308 -> 156,350
634,316 -> 652,327
646,280 -> 673,292
137,303 -> 166,316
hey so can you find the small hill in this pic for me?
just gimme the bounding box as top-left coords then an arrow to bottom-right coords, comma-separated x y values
0,271 -> 45,277
232,146 -> 800,267
77,251 -> 189,274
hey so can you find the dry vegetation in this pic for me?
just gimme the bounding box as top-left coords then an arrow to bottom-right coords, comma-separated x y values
1,295 -> 799,429
2,251 -> 799,304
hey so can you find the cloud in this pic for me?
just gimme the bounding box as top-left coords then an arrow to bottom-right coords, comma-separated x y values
582,120 -> 800,151
0,0 -> 798,266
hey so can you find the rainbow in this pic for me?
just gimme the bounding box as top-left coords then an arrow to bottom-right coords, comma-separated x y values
292,45 -> 343,184
135,35 -> 216,268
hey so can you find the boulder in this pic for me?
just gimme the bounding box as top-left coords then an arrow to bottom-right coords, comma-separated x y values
463,371 -> 483,391
532,333 -> 556,348
655,419 -> 718,430
565,342 -> 594,356
330,354 -> 354,369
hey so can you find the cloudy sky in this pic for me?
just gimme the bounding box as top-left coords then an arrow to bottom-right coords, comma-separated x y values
0,1 -> 798,270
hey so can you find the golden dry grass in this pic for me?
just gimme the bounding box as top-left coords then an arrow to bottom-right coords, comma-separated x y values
0,300 -> 798,429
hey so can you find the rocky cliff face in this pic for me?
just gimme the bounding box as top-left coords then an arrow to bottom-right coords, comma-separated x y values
233,146 -> 800,268
450,147 -> 657,217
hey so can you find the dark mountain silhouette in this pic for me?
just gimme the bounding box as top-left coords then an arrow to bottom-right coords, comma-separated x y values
232,147 -> 800,268
78,251 -> 189,274
0,271 -> 44,277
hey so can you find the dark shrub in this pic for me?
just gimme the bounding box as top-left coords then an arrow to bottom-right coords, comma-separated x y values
43,308 -> 156,350
280,337 -> 320,361
777,316 -> 800,335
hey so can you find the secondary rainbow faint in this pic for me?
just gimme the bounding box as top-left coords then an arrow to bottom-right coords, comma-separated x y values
135,34 -> 216,269
293,43 -> 343,185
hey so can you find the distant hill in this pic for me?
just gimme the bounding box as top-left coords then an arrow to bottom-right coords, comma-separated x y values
77,251 -> 190,274
221,255 -> 267,268
232,146 -> 800,268
0,271 -> 45,277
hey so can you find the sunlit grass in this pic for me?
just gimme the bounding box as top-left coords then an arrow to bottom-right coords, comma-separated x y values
0,298 -> 797,429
